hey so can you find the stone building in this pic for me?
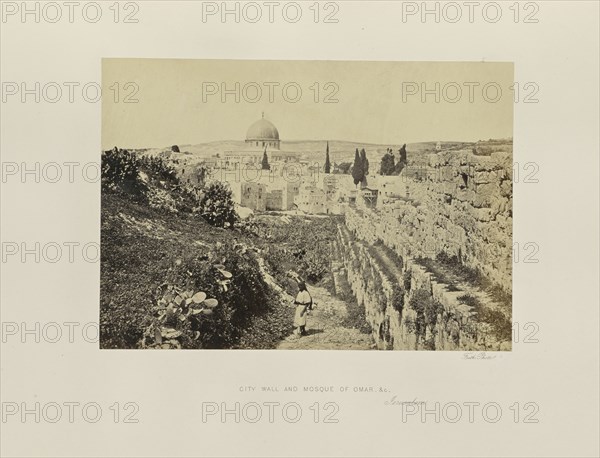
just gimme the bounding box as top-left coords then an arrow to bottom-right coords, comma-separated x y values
284,180 -> 301,210
266,189 -> 284,211
375,176 -> 405,209
322,175 -> 339,201
229,181 -> 266,211
294,183 -> 328,214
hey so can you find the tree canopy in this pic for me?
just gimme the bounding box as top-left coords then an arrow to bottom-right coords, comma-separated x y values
379,148 -> 396,175
351,149 -> 364,185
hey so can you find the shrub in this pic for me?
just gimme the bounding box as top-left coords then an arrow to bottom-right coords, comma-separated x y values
199,182 -> 238,228
101,149 -> 186,207
340,296 -> 372,334
140,286 -> 220,349
391,286 -> 404,312
138,155 -> 178,185
147,187 -> 178,214
252,216 -> 339,285
172,183 -> 204,214
101,148 -> 146,196
210,243 -> 292,348
408,287 -> 442,346
302,247 -> 330,283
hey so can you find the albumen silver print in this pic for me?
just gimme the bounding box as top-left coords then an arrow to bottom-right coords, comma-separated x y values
101,59 -> 513,351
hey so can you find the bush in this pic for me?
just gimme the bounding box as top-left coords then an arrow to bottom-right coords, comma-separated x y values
101,148 -> 146,196
140,286 -> 221,349
101,149 -> 185,207
253,216 -> 339,285
391,286 -> 404,312
138,155 -> 178,185
409,287 -> 442,345
199,182 -> 238,228
147,187 -> 178,214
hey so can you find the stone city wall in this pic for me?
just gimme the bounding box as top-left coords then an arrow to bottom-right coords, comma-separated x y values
333,224 -> 511,351
345,149 -> 512,293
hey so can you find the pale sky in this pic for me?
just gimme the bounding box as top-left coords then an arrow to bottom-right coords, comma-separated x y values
102,59 -> 513,149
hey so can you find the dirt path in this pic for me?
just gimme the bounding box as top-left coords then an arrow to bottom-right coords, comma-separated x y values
277,284 -> 375,350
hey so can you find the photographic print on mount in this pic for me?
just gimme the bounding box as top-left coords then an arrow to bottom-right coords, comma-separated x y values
100,59 -> 513,351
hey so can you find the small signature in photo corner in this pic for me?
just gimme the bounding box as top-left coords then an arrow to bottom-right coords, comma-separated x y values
462,351 -> 498,360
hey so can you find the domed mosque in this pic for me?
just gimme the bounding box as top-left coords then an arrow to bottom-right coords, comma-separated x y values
245,113 -> 280,149
223,113 -> 297,170
220,113 -> 341,214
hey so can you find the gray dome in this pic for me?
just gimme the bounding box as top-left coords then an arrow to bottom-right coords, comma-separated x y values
246,118 -> 279,141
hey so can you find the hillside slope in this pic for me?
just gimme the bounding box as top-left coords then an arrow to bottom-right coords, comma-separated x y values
100,192 -> 293,349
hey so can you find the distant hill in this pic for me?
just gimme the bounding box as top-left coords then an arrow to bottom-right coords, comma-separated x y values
131,140 -> 480,168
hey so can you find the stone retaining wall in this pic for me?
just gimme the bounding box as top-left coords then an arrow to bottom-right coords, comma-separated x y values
345,149 -> 512,293
334,223 -> 511,351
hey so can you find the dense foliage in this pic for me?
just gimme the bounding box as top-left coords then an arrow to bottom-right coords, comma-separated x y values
101,148 -> 146,196
360,148 -> 369,176
334,162 -> 352,174
379,146 -> 407,176
379,149 -> 396,175
351,149 -> 364,185
199,182 -> 238,228
101,148 -> 204,215
408,287 -> 443,350
141,286 -> 220,349
250,216 -> 340,288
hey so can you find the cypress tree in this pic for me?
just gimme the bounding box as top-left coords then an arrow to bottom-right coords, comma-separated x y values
360,148 -> 369,175
324,141 -> 331,174
399,144 -> 407,165
395,144 -> 408,175
261,148 -> 270,170
352,148 -> 363,186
